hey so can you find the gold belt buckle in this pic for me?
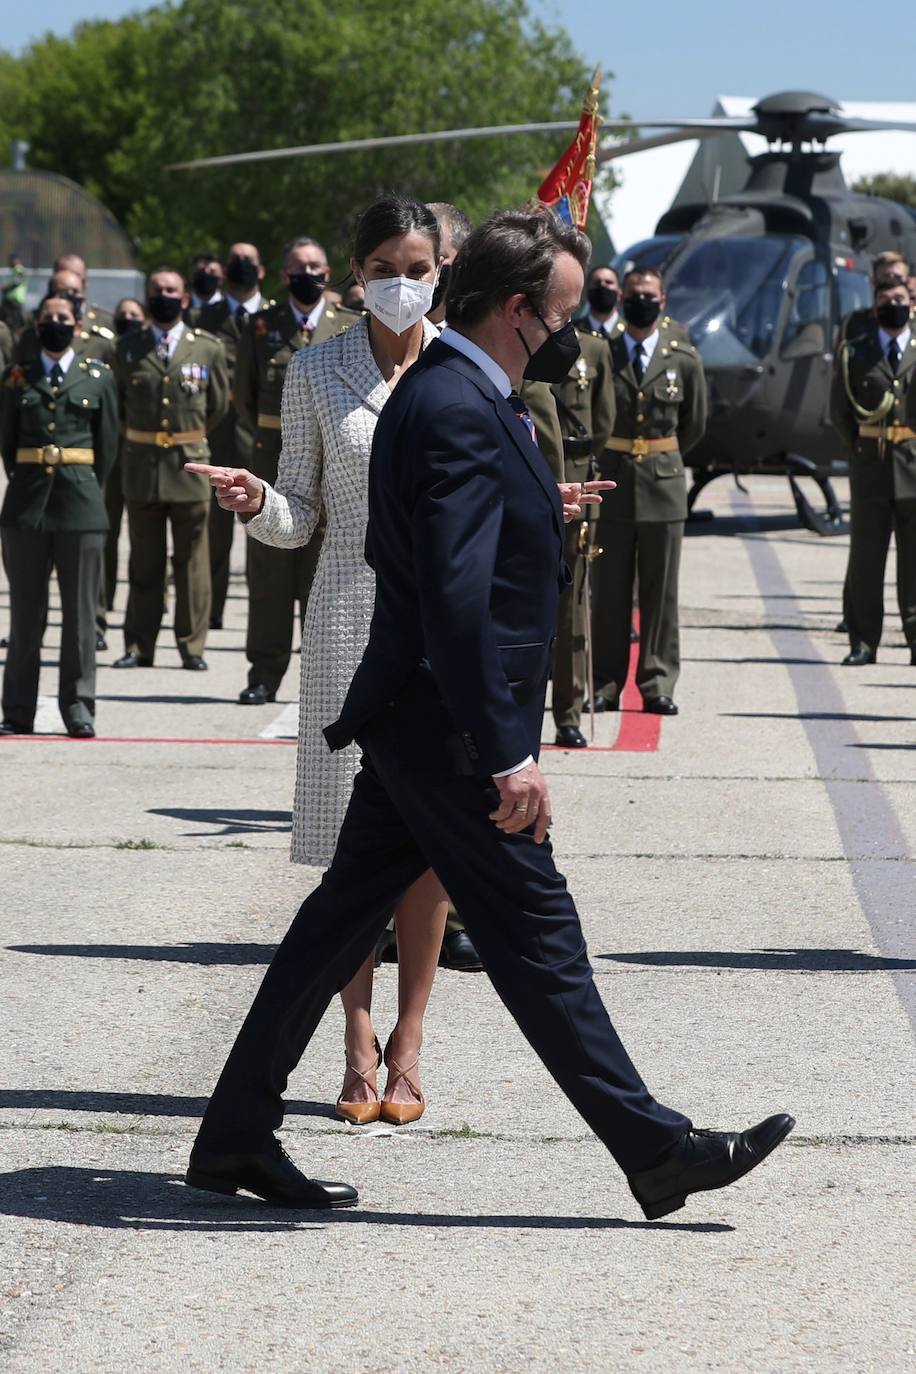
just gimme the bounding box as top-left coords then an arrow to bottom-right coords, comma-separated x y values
42,444 -> 62,465
631,437 -> 649,457
155,431 -> 174,448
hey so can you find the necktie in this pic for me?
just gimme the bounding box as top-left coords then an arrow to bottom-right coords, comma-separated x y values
49,363 -> 64,388
507,391 -> 538,445
236,304 -> 248,327
888,338 -> 901,374
157,334 -> 170,365
632,342 -> 646,382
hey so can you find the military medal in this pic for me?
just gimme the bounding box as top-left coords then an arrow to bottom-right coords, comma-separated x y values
665,368 -> 679,399
575,357 -> 589,391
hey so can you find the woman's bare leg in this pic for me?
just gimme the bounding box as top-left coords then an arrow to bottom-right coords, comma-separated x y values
384,868 -> 449,1106
338,952 -> 379,1104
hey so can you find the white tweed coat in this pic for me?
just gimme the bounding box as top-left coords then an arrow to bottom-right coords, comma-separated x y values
245,314 -> 440,865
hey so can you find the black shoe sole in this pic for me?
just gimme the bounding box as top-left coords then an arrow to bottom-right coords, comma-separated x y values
637,1115 -> 796,1220
184,1168 -> 358,1209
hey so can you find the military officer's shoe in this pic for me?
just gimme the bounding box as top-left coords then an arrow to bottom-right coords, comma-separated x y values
238,683 -> 276,705
910,649 -> 916,666
67,721 -> 96,739
182,656 -> 208,671
209,617 -> 223,631
555,725 -> 588,748
96,633 -> 107,652
627,1113 -> 795,1220
439,929 -> 484,972
186,1136 -> 358,1209
842,645 -> 876,666
0,719 -> 32,735
112,651 -> 153,669
586,695 -> 619,713
643,696 -> 678,715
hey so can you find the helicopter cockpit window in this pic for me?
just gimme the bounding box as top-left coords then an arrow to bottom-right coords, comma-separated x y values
611,235 -> 683,278
662,236 -> 803,367
781,258 -> 830,358
836,266 -> 872,322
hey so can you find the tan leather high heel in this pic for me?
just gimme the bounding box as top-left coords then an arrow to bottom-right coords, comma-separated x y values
380,1039 -> 426,1125
336,1036 -> 382,1125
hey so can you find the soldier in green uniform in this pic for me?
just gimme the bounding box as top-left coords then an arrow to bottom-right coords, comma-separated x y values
0,292 -> 118,737
548,331 -> 616,746
233,237 -> 360,704
193,243 -> 268,628
577,263 -> 620,341
53,253 -> 115,335
831,277 -> 916,664
14,269 -> 116,368
111,267 -> 229,670
591,266 -> 706,715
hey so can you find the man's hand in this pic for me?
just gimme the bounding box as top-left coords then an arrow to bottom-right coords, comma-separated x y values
489,763 -> 552,843
184,462 -> 265,514
559,478 -> 616,524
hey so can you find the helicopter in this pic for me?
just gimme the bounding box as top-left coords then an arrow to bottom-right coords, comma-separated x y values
169,90 -> 916,533
596,91 -> 916,534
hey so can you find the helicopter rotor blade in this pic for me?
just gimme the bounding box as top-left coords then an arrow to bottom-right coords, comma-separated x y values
165,121 -> 583,171
815,115 -> 916,136
596,126 -> 743,162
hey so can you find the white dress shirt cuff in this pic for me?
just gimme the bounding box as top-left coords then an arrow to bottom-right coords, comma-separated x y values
493,755 -> 534,778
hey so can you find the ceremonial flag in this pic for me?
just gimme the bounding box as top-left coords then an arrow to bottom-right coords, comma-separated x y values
536,67 -> 602,230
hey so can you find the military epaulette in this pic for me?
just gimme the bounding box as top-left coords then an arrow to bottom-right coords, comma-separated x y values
188,327 -> 221,343
79,358 -> 110,375
94,325 -> 115,341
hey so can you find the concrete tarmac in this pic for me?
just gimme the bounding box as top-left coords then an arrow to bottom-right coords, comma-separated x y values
0,477 -> 914,1373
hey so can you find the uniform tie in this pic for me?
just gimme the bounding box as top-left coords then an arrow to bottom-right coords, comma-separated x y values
236,304 -> 248,327
49,363 -> 64,388
888,338 -> 901,374
632,342 -> 646,383
507,391 -> 538,445
156,334 -> 170,365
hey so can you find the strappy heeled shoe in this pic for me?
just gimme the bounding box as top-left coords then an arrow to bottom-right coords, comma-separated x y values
380,1037 -> 426,1125
336,1036 -> 382,1125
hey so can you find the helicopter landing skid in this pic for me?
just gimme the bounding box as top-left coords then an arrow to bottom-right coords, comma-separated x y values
685,466 -> 723,522
785,455 -> 848,537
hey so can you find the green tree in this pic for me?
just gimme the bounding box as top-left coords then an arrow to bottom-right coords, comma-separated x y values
1,0 -> 611,280
851,172 -> 916,211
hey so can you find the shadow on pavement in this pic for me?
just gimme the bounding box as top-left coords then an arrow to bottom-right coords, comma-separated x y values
7,942 -> 276,964
0,1089 -> 335,1120
96,695 -> 228,706
721,710 -> 916,723
147,807 -> 292,836
598,947 -> 916,972
0,1167 -> 733,1234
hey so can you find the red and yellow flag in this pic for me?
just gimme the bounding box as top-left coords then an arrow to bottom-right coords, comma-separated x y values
537,68 -> 602,230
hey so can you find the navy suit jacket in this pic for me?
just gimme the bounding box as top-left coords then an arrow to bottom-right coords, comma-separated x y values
325,339 -> 569,777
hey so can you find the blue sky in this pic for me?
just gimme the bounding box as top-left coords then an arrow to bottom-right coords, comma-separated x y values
5,0 -> 916,122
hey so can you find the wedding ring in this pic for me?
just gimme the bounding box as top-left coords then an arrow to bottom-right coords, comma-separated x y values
514,803 -> 528,813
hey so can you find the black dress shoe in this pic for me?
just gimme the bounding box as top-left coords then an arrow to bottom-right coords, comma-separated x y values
835,618 -> 848,634
0,720 -> 32,735
439,928 -> 484,972
112,651 -> 154,669
628,1113 -> 795,1220
911,649 -> 916,666
842,646 -> 876,666
186,1137 -> 358,1209
584,696 -> 618,713
96,633 -> 107,652
643,695 -> 678,715
0,636 -> 8,648
374,927 -> 398,966
555,725 -> 587,748
66,722 -> 96,739
209,617 -> 223,630
182,655 -> 208,671
238,683 -> 276,705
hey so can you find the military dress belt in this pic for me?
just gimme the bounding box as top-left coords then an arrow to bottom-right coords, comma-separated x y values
605,436 -> 679,457
17,446 -> 94,466
125,427 -> 206,448
858,423 -> 916,442
256,413 -> 282,431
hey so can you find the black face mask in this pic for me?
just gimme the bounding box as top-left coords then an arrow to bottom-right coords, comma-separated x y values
147,294 -> 183,325
191,268 -> 221,299
588,283 -> 618,314
286,272 -> 325,308
876,301 -> 910,330
38,320 -> 76,353
623,296 -> 662,329
430,263 -> 450,313
226,257 -> 260,289
518,306 -> 581,384
114,316 -> 144,338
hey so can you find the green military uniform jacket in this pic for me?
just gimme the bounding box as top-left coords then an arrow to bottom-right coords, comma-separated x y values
578,312 -> 690,348
0,355 -> 118,531
233,298 -> 361,481
551,332 -> 616,476
831,320 -> 916,503
601,322 -> 706,523
190,295 -> 276,470
112,324 -> 230,504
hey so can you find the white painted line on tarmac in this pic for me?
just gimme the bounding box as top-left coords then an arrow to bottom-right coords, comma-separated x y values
34,695 -> 63,734
260,701 -> 299,740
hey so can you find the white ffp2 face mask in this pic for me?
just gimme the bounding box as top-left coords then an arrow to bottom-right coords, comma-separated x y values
362,274 -> 437,334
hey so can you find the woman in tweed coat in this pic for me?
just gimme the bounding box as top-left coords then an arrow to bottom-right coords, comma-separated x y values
190,197 -> 447,1125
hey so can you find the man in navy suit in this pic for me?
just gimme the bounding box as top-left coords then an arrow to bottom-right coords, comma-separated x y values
186,209 -> 793,1220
